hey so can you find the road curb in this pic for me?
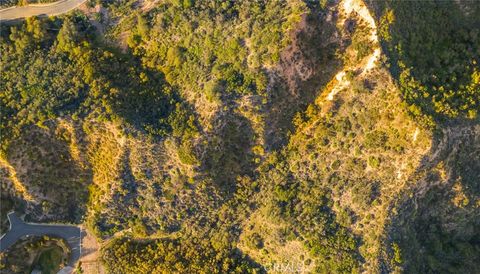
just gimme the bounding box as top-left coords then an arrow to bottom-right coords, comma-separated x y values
0,0 -> 87,22
0,212 -> 82,271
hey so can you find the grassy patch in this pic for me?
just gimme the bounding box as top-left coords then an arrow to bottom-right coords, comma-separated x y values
0,236 -> 69,273
33,246 -> 65,274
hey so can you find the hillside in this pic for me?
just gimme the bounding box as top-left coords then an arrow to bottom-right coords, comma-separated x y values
0,0 -> 479,273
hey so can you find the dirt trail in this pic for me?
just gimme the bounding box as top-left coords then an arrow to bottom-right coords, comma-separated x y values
300,0 -> 380,135
326,0 -> 380,101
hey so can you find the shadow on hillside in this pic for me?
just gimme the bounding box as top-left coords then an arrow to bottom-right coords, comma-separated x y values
97,54 -> 178,138
264,4 -> 347,150
203,109 -> 255,197
365,2 -> 480,270
384,121 -> 480,273
6,123 -> 93,224
369,0 -> 480,123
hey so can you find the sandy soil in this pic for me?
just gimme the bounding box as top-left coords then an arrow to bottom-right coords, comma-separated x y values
79,227 -> 105,274
326,0 -> 380,101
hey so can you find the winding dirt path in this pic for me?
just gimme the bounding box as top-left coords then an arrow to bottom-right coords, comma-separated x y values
326,0 -> 380,102
300,0 -> 380,135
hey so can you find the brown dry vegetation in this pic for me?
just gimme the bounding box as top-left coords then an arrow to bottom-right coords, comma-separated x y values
0,0 -> 478,273
3,121 -> 90,223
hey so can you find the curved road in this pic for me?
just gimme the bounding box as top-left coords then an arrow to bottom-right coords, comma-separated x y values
0,0 -> 86,22
0,212 -> 81,267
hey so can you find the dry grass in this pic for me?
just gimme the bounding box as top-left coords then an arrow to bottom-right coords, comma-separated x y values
238,210 -> 316,273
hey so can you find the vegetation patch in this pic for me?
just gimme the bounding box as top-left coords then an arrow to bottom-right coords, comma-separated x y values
377,0 -> 480,125
0,236 -> 70,274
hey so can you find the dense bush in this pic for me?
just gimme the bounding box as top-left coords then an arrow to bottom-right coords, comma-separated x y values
0,14 -> 194,154
378,0 -> 480,124
102,237 -> 263,273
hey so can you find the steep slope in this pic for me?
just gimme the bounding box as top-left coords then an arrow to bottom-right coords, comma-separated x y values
368,1 -> 480,272
0,0 -> 479,273
239,0 -> 479,272
385,124 -> 480,273
2,121 -> 90,222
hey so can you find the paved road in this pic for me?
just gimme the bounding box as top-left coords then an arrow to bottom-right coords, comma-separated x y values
0,0 -> 86,22
0,212 -> 81,266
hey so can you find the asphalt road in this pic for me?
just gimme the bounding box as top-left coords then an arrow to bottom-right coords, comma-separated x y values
0,212 -> 81,266
0,0 -> 86,22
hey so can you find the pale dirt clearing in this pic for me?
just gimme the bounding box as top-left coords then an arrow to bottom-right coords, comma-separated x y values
325,0 -> 380,101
